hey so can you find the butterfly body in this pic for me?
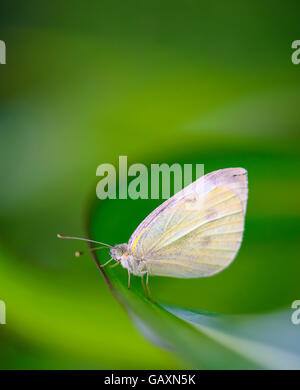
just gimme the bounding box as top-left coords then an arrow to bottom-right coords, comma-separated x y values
110,244 -> 147,276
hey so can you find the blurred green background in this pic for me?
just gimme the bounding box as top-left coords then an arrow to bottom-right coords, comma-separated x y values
0,0 -> 299,369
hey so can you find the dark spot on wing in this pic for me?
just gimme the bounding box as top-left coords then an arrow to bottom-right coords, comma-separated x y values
184,194 -> 197,203
158,197 -> 177,214
202,236 -> 211,246
206,208 -> 218,220
233,173 -> 247,177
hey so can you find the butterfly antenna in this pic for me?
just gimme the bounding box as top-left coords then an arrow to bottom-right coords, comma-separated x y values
75,246 -> 108,257
57,234 -> 112,248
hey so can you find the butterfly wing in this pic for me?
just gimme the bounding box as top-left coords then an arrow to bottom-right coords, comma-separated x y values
128,168 -> 248,278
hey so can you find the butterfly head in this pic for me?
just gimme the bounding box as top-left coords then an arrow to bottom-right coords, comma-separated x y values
110,244 -> 128,261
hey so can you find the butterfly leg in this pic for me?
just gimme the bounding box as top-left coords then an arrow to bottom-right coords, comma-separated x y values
100,258 -> 114,268
146,272 -> 155,303
109,260 -> 120,268
141,275 -> 147,297
128,270 -> 131,289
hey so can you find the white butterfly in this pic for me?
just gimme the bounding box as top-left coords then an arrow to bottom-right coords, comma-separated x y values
59,168 -> 248,300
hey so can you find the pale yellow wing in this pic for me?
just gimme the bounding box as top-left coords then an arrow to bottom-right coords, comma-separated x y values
129,168 -> 247,250
129,188 -> 246,279
145,187 -> 244,277
128,168 -> 247,278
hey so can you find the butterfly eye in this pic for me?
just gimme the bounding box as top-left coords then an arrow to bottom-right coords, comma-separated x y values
115,248 -> 123,257
110,245 -> 125,260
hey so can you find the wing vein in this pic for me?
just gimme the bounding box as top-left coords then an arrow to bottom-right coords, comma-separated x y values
153,210 -> 242,253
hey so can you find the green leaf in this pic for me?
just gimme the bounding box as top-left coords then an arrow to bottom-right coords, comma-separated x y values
89,199 -> 300,369
163,305 -> 300,369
